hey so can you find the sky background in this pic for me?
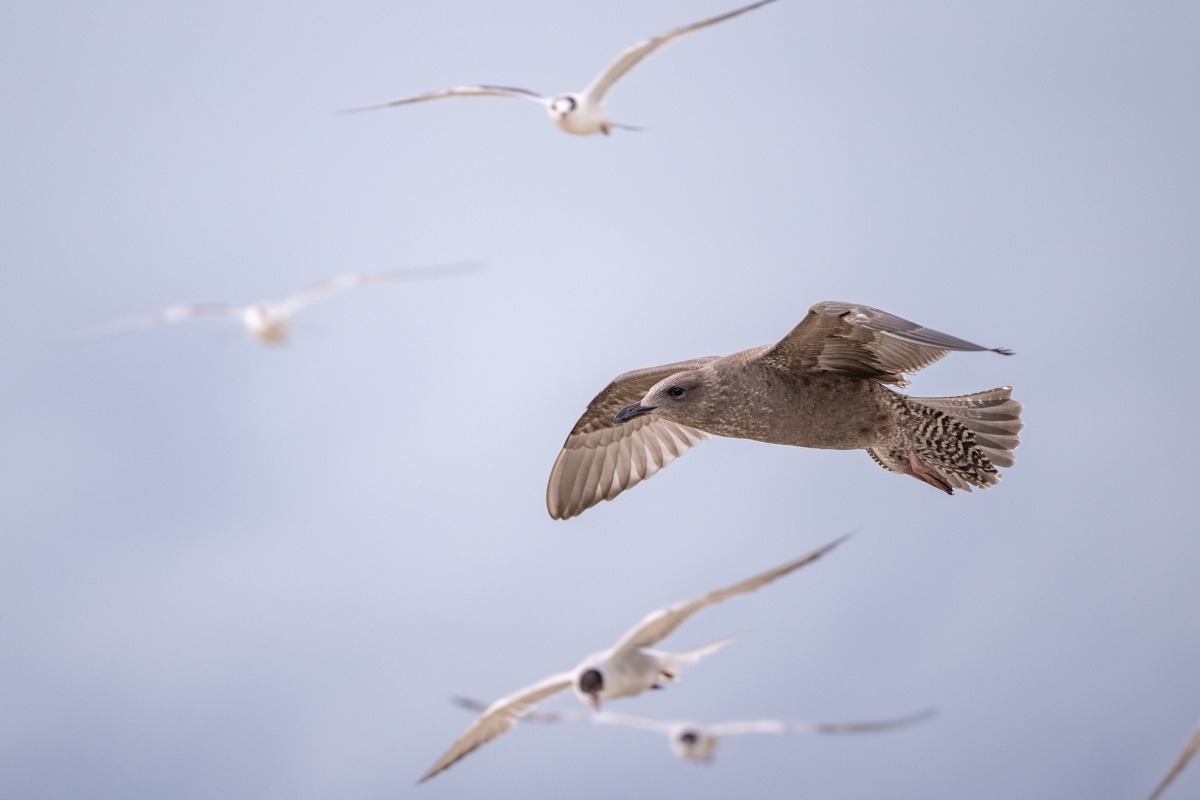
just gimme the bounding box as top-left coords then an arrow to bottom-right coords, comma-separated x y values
2,1 -> 1199,798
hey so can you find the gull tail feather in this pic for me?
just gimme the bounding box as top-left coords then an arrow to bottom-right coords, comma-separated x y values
665,635 -> 738,669
869,386 -> 1023,493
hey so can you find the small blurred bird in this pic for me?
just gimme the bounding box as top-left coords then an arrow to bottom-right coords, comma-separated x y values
452,697 -> 935,763
343,0 -> 778,136
76,261 -> 483,346
418,537 -> 846,783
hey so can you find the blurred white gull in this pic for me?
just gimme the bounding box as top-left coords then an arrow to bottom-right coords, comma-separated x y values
77,261 -> 483,346
452,697 -> 935,763
418,536 -> 846,783
343,0 -> 778,136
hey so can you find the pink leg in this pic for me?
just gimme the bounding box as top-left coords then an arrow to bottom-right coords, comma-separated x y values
895,450 -> 953,494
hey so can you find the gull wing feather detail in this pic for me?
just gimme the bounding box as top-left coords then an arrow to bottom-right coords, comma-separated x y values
765,301 -> 1013,387
547,358 -> 719,520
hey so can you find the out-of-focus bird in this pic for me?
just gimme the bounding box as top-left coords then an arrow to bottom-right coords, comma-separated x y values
418,537 -> 846,783
77,261 -> 483,346
343,0 -> 778,136
547,301 -> 1023,520
451,697 -> 935,763
1147,718 -> 1200,800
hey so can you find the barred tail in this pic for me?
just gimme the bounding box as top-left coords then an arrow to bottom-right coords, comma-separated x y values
869,387 -> 1024,493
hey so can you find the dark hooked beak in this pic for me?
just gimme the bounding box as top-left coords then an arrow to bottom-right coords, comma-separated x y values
614,402 -> 655,424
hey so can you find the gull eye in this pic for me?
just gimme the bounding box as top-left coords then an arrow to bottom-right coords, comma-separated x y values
669,386 -> 685,397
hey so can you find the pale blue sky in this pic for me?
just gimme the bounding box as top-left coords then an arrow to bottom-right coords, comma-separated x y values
2,1 -> 1199,798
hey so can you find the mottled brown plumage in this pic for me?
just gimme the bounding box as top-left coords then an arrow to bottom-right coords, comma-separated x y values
547,301 -> 1023,519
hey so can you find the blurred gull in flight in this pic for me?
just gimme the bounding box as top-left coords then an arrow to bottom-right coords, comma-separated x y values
547,301 -> 1023,519
418,536 -> 846,783
77,262 -> 483,346
344,0 -> 778,136
452,698 -> 935,763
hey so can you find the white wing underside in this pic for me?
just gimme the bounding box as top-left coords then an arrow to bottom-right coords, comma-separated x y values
276,262 -> 485,316
452,698 -> 671,733
609,536 -> 848,659
709,708 -> 936,737
583,0 -> 779,102
77,303 -> 244,341
451,698 -> 933,739
420,671 -> 574,783
343,85 -> 548,113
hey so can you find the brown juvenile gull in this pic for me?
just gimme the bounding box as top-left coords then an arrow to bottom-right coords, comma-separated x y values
417,537 -> 845,783
1147,718 -> 1200,800
547,301 -> 1023,520
452,697 -> 935,764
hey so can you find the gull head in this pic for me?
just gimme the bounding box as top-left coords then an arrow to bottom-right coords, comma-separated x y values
574,667 -> 605,708
616,370 -> 711,427
547,94 -> 577,121
242,305 -> 291,345
546,94 -> 611,136
669,726 -> 718,763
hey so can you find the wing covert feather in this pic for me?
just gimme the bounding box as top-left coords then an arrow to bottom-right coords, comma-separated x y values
764,301 -> 1012,386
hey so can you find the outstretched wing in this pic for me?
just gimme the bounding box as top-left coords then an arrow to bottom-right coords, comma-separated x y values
450,695 -> 590,725
342,85 -> 547,113
276,261 -> 485,316
452,697 -> 671,734
709,708 -> 936,737
763,301 -> 1013,387
75,303 -> 244,341
610,536 -> 848,659
591,712 -> 675,735
1148,719 -> 1200,800
419,672 -> 574,784
583,0 -> 778,103
546,358 -> 719,520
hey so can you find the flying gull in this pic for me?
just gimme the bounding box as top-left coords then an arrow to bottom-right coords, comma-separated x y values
418,536 -> 846,783
547,301 -> 1024,519
343,0 -> 778,136
452,698 -> 935,763
77,261 -> 483,346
